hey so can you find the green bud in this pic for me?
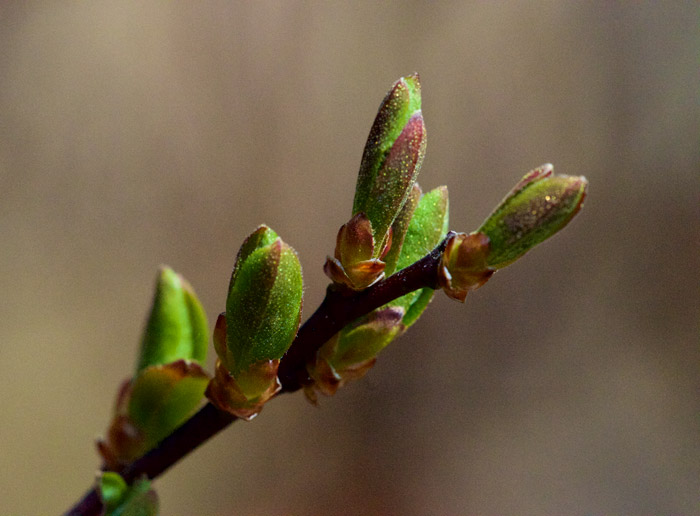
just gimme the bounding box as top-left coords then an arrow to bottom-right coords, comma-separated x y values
308,186 -> 449,401
352,74 -> 427,254
99,472 -> 128,512
478,164 -> 588,268
98,360 -> 209,468
389,185 -> 449,325
136,266 -> 208,373
127,361 -> 209,448
223,226 -> 303,375
98,473 -> 159,516
306,307 -> 404,399
99,268 -> 210,469
329,308 -> 404,373
207,226 -> 303,418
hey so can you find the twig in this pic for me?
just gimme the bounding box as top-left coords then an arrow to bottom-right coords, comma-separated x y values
62,234 -> 452,516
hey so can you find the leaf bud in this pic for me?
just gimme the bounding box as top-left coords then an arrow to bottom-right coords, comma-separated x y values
98,268 -> 210,469
323,213 -> 390,290
352,74 -> 427,255
206,226 -> 303,418
136,266 -> 208,372
306,307 -> 404,401
477,164 -> 588,268
437,232 -> 495,302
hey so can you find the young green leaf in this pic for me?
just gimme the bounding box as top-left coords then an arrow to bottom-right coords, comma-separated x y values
127,361 -> 209,450
389,185 -> 449,325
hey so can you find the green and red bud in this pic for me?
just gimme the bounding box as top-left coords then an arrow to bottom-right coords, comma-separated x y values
306,307 -> 405,401
437,232 -> 495,302
323,213 -> 391,290
326,74 -> 427,291
309,186 -> 450,400
99,267 -> 210,469
478,164 -> 588,268
352,74 -> 427,257
437,164 -> 587,302
206,226 -> 303,419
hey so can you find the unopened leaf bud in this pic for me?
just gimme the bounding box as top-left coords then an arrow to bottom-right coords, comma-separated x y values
352,74 -> 427,254
323,213 -> 390,290
306,307 -> 405,400
438,232 -> 495,302
206,226 -> 303,418
98,268 -> 210,468
478,164 -> 588,268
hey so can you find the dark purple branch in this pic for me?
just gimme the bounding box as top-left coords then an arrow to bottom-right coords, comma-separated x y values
62,234 -> 452,516
278,234 -> 450,391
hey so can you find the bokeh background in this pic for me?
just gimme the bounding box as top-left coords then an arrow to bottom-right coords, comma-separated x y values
1,2 -> 697,515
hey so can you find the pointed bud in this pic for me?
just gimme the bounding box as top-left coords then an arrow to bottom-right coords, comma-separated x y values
478,164 -> 588,268
438,232 -> 495,302
306,307 -> 405,400
352,74 -> 427,254
323,213 -> 389,290
224,226 -> 303,373
136,266 -> 208,372
99,268 -> 210,468
206,226 -> 303,418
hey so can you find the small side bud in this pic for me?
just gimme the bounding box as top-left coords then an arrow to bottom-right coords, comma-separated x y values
478,164 -> 588,268
438,232 -> 495,302
352,74 -> 427,255
324,213 -> 390,290
206,226 -> 303,418
306,307 -> 405,401
98,473 -> 158,516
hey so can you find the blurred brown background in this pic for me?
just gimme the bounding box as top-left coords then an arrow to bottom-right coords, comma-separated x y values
1,2 -> 697,515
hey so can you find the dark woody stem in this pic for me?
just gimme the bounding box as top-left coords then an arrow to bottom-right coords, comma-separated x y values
63,233 -> 454,516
